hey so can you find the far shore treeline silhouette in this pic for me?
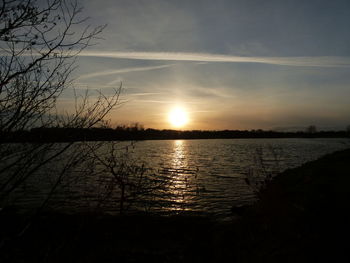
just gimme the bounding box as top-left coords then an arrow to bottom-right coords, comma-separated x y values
2,125 -> 349,142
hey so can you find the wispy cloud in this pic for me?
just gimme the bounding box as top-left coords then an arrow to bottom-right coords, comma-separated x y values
5,49 -> 349,67
128,92 -> 164,97
134,99 -> 174,104
80,51 -> 350,68
78,63 -> 176,80
134,99 -> 207,105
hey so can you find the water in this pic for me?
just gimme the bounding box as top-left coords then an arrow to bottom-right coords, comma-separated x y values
4,138 -> 350,217
120,138 -> 349,217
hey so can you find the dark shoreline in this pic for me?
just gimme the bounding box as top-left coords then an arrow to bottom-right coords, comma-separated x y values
2,127 -> 349,143
1,148 -> 350,262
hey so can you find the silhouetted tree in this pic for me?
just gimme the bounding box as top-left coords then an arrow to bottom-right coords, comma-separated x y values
85,141 -> 168,214
0,0 -> 120,212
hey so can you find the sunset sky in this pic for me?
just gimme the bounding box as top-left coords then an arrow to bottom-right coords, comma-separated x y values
69,0 -> 350,131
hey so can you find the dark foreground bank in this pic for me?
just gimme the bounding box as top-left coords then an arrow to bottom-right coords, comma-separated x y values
1,148 -> 350,262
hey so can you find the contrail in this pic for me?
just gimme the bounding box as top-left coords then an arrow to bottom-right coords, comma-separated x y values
3,49 -> 349,67
79,51 -> 350,68
78,63 -> 176,80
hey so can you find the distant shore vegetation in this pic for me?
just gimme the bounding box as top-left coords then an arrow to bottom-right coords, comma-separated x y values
2,124 -> 350,142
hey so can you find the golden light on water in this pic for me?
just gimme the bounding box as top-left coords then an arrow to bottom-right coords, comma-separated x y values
168,107 -> 189,128
169,140 -> 190,210
172,140 -> 186,167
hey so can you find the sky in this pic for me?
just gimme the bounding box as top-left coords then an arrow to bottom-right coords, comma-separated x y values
69,0 -> 350,131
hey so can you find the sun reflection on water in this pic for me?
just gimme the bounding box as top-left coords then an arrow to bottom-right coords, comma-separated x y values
172,140 -> 186,168
160,140 -> 198,212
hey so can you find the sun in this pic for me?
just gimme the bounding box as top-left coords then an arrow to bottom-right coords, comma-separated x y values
168,107 -> 189,128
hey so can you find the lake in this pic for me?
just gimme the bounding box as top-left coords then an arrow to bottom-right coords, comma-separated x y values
7,138 -> 350,218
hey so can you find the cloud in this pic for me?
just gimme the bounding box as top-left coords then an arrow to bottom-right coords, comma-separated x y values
134,99 -> 174,104
5,49 -> 350,67
128,92 -> 164,97
78,63 -> 176,80
79,51 -> 350,68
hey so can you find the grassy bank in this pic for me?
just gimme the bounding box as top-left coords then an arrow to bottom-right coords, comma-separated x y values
230,147 -> 350,262
1,148 -> 350,262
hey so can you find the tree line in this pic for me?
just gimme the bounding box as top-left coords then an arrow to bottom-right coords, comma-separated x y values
2,126 -> 349,142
